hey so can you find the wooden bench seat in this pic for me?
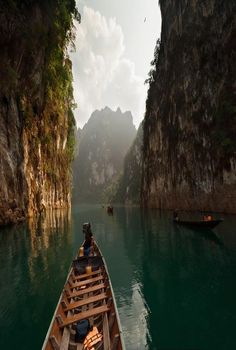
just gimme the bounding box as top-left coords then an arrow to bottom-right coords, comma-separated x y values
64,293 -> 108,311
70,275 -> 104,289
60,305 -> 110,328
68,283 -> 106,299
73,268 -> 102,281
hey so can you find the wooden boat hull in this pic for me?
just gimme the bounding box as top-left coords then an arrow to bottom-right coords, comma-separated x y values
42,242 -> 125,350
174,218 -> 223,229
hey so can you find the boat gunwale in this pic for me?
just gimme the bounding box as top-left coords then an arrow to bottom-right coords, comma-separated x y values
41,266 -> 73,349
95,241 -> 126,350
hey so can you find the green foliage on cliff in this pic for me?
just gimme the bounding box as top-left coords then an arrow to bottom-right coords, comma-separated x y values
44,1 -> 80,104
66,108 -> 76,162
145,38 -> 161,85
0,0 -> 80,216
1,0 -> 79,183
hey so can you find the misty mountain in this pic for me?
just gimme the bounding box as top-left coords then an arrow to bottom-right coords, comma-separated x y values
112,122 -> 143,205
73,107 -> 136,202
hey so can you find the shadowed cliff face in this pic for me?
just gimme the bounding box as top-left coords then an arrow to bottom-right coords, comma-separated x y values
0,1 -> 78,225
142,0 -> 236,212
112,123 -> 143,205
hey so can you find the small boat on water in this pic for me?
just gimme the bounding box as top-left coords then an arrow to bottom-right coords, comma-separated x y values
42,224 -> 124,350
173,218 -> 223,229
107,206 -> 113,215
173,211 -> 223,229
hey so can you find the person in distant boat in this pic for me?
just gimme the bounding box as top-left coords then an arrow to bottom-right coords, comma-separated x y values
82,223 -> 93,256
107,205 -> 113,215
173,210 -> 179,221
203,215 -> 213,221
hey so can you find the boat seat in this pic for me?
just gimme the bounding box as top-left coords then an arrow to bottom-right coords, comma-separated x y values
64,293 -> 108,312
60,305 -> 110,328
73,268 -> 102,282
70,275 -> 104,289
68,283 -> 106,299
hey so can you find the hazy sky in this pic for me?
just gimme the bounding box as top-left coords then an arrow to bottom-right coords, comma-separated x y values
71,0 -> 161,128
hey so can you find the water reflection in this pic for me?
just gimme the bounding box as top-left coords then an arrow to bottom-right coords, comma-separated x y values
27,209 -> 72,289
137,208 -> 235,350
111,207 -> 150,349
0,208 -> 73,350
0,205 -> 236,350
28,208 -> 72,252
85,206 -> 150,349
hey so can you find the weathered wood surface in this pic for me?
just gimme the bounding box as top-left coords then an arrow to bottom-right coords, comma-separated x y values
70,275 -> 104,289
60,305 -> 110,328
68,283 -> 106,299
64,293 -> 108,311
73,268 -> 102,281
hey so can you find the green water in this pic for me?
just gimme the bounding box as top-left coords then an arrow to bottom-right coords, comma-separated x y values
0,205 -> 236,350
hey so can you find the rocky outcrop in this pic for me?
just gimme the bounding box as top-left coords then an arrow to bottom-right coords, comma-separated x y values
73,107 -> 136,202
0,1 -> 78,225
113,123 -> 143,205
141,0 -> 236,212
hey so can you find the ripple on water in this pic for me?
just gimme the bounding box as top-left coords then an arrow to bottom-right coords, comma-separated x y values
116,280 -> 150,350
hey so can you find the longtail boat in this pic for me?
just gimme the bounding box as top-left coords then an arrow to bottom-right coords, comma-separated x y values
42,235 -> 124,349
174,218 -> 223,229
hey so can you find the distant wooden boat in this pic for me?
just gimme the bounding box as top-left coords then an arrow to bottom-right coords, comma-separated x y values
107,206 -> 113,215
42,241 -> 124,350
174,218 -> 223,229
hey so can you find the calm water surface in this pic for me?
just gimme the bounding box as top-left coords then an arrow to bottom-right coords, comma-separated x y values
0,205 -> 236,350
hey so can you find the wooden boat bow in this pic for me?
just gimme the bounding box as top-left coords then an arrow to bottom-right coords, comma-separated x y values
42,241 -> 124,350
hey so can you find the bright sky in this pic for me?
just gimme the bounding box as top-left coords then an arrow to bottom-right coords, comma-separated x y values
70,0 -> 161,128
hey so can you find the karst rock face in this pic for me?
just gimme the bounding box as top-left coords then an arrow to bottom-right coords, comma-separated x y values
0,1 -> 77,225
141,0 -> 236,212
73,107 -> 136,203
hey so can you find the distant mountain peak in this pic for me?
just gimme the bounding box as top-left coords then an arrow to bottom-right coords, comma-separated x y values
73,107 -> 137,203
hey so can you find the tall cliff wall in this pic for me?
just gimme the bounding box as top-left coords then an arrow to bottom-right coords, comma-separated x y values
141,0 -> 236,212
0,1 -> 78,225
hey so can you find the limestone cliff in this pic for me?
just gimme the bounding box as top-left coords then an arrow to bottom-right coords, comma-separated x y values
73,107 -> 136,202
113,123 -> 143,205
0,1 -> 79,225
142,0 -> 236,212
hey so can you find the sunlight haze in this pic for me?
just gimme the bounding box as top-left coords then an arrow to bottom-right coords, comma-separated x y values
71,0 -> 161,128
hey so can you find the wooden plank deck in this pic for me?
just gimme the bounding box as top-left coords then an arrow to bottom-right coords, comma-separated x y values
64,293 -> 108,311
73,269 -> 102,281
68,283 -> 106,299
60,305 -> 110,328
70,275 -> 104,289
